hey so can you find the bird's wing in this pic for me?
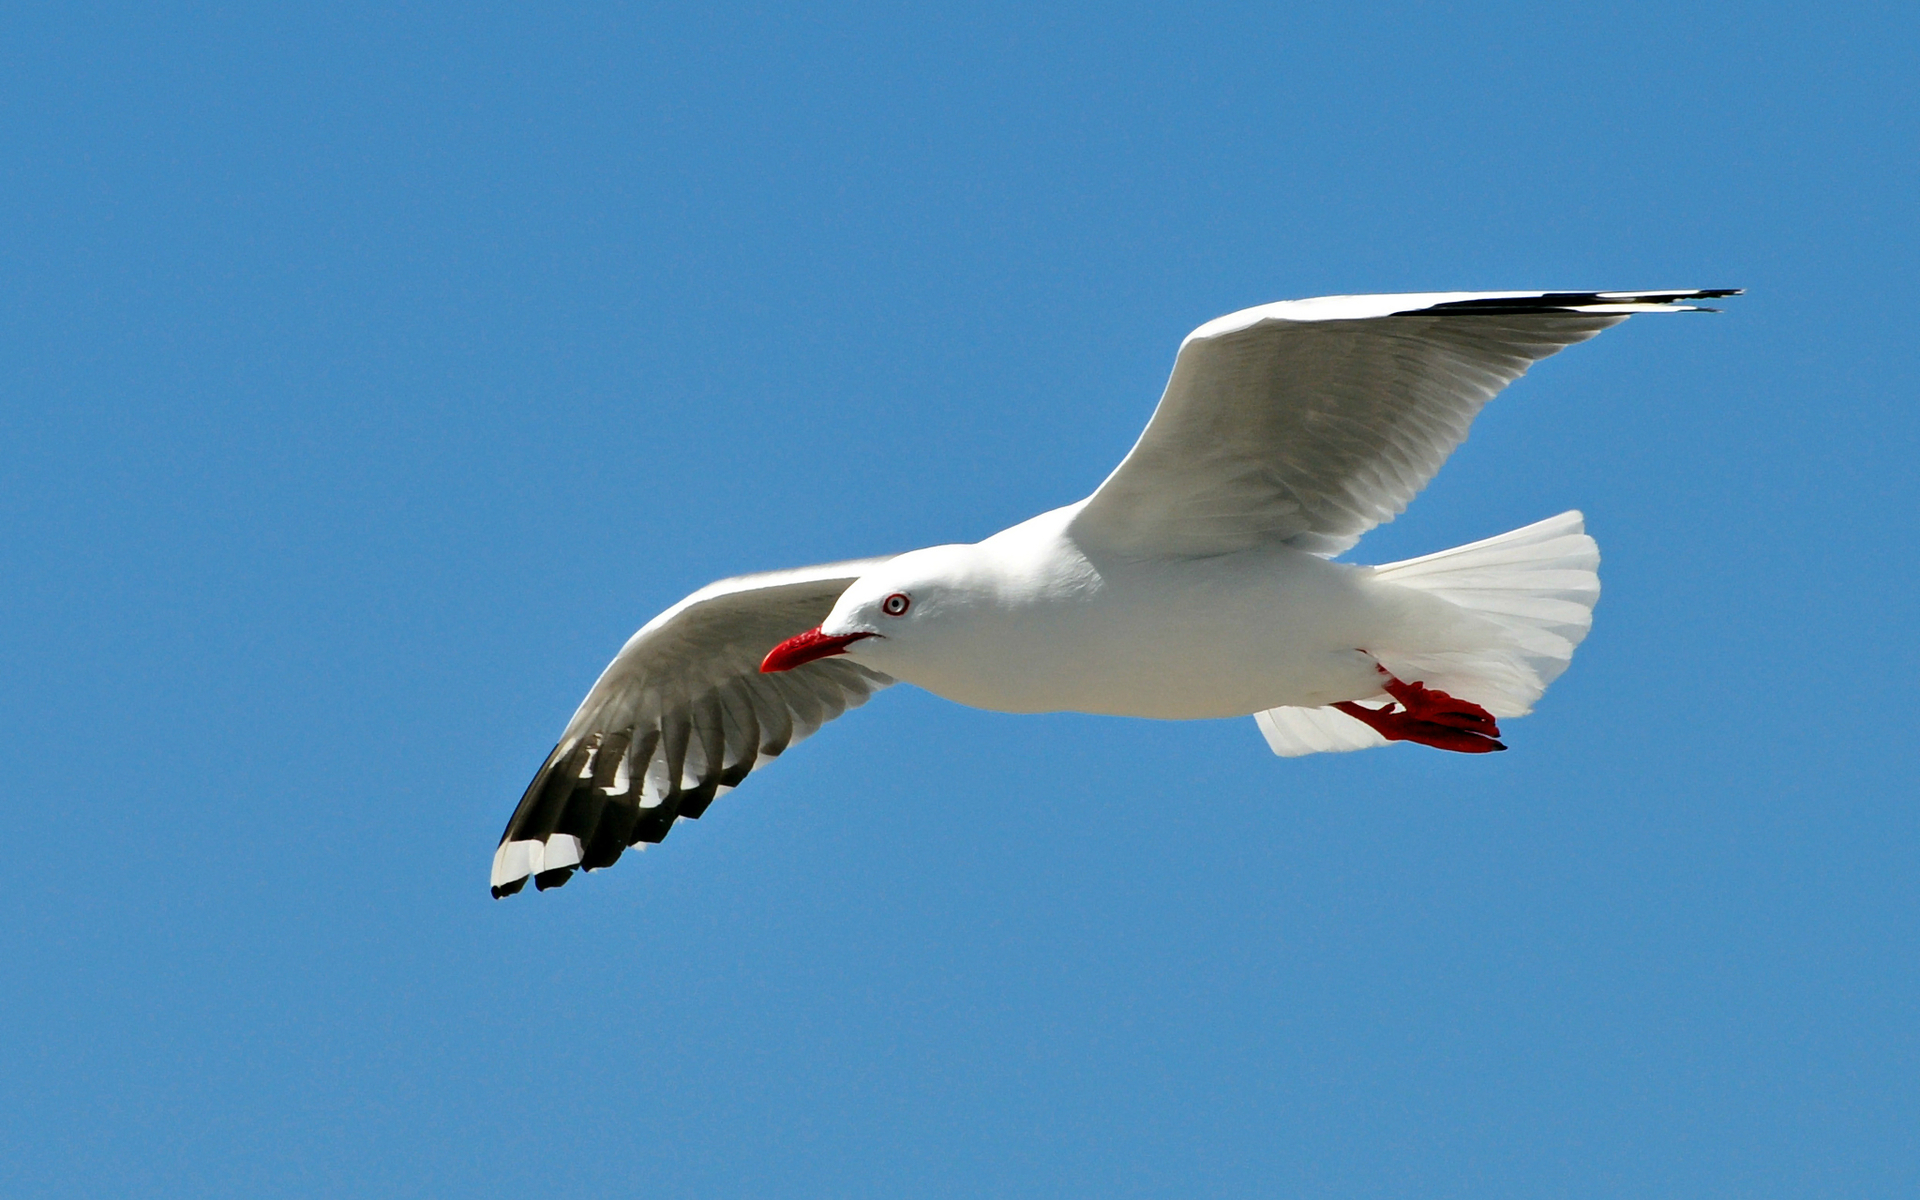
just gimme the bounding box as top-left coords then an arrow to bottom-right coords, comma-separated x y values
1071,289 -> 1736,557
491,557 -> 895,897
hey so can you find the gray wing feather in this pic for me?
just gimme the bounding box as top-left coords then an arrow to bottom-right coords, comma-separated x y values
492,557 -> 895,897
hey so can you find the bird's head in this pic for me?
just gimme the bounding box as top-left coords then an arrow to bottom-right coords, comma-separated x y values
760,546 -> 976,675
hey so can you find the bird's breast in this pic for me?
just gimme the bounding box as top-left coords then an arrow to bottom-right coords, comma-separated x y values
891,545 -> 1396,719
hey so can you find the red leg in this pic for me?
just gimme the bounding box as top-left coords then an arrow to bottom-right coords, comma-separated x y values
1331,672 -> 1505,754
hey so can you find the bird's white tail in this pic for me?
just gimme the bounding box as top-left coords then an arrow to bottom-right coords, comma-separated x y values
1255,511 -> 1600,756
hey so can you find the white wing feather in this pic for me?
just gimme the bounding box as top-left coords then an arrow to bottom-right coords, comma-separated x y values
1072,290 -> 1731,558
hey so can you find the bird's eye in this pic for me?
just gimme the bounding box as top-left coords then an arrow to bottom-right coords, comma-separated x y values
881,592 -> 911,616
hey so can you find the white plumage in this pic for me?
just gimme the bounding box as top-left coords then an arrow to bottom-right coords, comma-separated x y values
1257,510 -> 1601,756
491,288 -> 1734,897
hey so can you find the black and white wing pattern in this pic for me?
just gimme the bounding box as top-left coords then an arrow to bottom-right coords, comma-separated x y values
491,558 -> 894,897
1072,289 -> 1738,558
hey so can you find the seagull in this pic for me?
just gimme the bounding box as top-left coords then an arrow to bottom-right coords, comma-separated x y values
491,288 -> 1736,898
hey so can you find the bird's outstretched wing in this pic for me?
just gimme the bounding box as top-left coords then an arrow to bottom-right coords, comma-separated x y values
491,558 -> 894,897
1071,290 -> 1737,558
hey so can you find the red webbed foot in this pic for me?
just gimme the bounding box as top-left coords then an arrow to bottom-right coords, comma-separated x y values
1382,678 -> 1501,737
1331,674 -> 1506,754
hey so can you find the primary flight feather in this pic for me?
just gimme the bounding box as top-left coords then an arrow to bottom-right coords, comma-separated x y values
492,288 -> 1737,898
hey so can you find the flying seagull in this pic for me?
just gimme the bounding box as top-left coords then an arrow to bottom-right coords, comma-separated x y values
491,288 -> 1736,898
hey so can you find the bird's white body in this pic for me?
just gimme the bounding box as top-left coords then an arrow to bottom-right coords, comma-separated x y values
834,502 -> 1424,718
490,288 -> 1735,897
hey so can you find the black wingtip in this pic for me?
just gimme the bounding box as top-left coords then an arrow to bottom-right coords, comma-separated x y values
491,876 -> 527,900
1683,288 -> 1743,313
1399,289 -> 1744,317
533,867 -> 576,891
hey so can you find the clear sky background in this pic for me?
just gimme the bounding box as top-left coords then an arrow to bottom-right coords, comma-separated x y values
3,4 -> 1916,1197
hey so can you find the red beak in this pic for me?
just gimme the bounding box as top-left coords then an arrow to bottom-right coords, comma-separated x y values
760,627 -> 875,673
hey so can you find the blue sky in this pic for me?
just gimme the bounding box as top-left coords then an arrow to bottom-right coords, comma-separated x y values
3,3 -> 1916,1196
